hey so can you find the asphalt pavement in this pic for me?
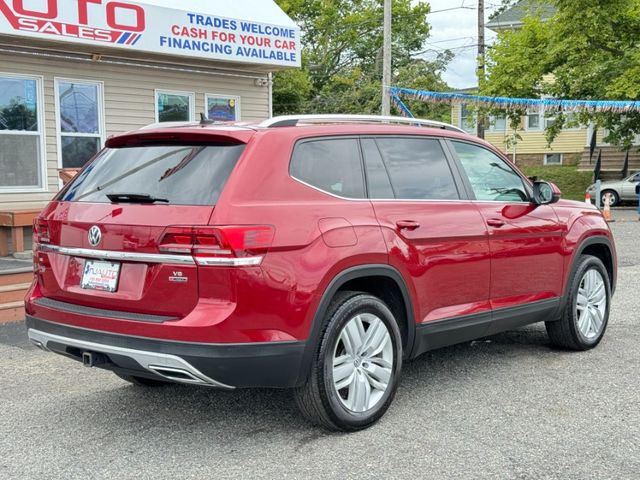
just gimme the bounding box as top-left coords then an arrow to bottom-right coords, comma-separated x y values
1,209 -> 638,479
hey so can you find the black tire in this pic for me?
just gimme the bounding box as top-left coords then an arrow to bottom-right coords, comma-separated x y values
294,291 -> 403,432
601,190 -> 619,207
546,255 -> 611,350
115,372 -> 172,387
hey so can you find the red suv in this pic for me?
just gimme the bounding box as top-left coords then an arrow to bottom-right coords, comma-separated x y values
26,115 -> 616,431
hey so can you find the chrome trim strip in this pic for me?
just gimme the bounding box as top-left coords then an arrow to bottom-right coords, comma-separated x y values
194,256 -> 263,267
39,244 -> 263,267
28,328 -> 235,390
38,244 -> 195,265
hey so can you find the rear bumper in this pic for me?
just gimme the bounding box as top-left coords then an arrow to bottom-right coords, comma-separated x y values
26,316 -> 306,389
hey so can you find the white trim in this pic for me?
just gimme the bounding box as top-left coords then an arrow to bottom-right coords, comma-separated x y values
54,78 -> 105,185
155,89 -> 195,123
204,93 -> 242,121
0,72 -> 47,193
544,153 -> 563,165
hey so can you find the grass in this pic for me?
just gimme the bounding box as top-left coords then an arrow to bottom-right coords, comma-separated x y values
521,165 -> 593,201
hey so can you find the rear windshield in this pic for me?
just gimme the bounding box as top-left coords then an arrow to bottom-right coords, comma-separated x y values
59,144 -> 245,205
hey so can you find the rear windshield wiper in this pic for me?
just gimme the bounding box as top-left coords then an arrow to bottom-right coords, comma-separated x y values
106,193 -> 169,204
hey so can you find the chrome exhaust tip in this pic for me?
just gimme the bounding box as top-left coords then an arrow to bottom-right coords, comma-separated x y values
30,339 -> 48,351
147,365 -> 207,384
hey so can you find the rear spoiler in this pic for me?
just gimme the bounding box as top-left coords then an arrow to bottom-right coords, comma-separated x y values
106,129 -> 254,148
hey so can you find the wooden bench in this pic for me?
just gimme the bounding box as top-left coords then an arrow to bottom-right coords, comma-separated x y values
0,209 -> 41,257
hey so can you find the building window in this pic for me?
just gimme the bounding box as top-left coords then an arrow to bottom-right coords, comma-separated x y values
526,109 -> 541,130
156,90 -> 194,123
0,73 -> 45,191
545,109 -> 578,130
55,79 -> 104,169
489,115 -> 507,132
205,94 -> 240,121
460,103 -> 476,134
544,153 -> 563,165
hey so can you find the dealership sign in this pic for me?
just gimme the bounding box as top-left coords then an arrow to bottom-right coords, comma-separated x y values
0,0 -> 301,67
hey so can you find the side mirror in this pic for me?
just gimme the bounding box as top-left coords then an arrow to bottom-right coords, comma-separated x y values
532,181 -> 561,205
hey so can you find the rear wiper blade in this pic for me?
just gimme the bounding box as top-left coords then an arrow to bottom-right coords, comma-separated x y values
106,193 -> 169,204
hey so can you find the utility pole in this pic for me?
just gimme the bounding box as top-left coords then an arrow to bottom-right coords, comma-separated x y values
476,0 -> 485,139
382,0 -> 392,116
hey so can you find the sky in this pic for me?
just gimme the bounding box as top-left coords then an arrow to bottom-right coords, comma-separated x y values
421,0 -> 501,89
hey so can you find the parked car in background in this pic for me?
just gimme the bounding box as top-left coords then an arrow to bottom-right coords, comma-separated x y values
587,172 -> 640,206
26,115 -> 617,431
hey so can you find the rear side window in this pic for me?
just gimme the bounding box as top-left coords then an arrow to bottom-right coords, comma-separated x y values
59,144 -> 245,205
290,138 -> 365,198
374,137 -> 459,200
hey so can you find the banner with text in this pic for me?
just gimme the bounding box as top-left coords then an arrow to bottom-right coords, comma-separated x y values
0,0 -> 300,68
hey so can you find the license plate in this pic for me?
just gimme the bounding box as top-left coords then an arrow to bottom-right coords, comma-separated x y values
81,260 -> 121,293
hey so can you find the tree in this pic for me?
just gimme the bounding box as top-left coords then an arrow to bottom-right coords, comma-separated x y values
488,0 -> 518,21
481,0 -> 640,147
273,0 -> 452,118
0,100 -> 37,131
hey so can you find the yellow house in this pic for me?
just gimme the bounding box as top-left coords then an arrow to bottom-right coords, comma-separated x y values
451,102 -> 589,167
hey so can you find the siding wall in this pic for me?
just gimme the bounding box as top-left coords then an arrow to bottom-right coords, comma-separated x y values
451,104 -> 589,161
0,49 -> 270,210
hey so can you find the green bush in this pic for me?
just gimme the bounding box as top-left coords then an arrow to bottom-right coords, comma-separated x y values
521,166 -> 592,201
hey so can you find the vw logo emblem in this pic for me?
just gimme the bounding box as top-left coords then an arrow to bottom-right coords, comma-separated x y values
88,226 -> 102,247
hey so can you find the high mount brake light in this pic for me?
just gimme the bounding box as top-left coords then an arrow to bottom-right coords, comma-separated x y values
159,226 -> 275,265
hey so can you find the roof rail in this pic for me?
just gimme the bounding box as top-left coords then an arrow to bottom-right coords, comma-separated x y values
259,114 -> 465,133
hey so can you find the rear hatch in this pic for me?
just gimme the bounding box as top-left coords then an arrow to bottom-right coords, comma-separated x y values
34,130 -> 250,318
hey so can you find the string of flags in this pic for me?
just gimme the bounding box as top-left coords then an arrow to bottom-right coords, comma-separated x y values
389,87 -> 640,114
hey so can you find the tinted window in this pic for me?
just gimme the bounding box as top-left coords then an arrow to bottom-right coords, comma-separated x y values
374,137 -> 459,200
361,138 -> 394,198
452,141 -> 529,202
290,139 -> 365,198
60,144 -> 244,205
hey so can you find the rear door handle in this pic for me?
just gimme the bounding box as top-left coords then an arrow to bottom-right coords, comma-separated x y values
486,218 -> 505,228
396,220 -> 420,231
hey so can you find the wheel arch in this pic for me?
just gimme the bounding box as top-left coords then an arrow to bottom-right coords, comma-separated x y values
576,236 -> 616,293
295,264 -> 416,386
556,235 -> 617,319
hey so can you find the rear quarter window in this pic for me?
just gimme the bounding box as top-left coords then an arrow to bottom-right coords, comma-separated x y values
59,144 -> 245,205
290,138 -> 365,199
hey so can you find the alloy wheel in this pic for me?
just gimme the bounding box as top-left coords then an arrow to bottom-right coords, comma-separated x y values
575,269 -> 607,340
332,313 -> 394,413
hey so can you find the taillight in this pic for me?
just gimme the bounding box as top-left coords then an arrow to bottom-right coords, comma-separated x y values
33,218 -> 50,244
32,218 -> 51,273
159,226 -> 274,266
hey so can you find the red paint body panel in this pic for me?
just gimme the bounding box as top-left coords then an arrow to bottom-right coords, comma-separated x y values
372,201 -> 491,323
472,201 -> 565,309
552,199 -> 617,295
